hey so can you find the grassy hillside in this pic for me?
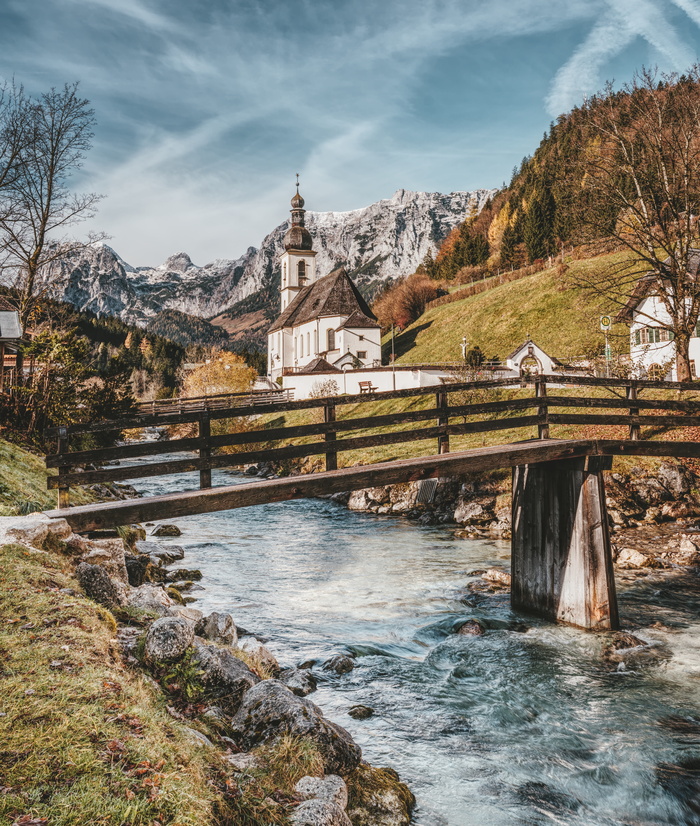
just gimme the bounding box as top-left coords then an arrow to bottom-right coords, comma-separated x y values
0,439 -> 95,515
391,252 -> 627,364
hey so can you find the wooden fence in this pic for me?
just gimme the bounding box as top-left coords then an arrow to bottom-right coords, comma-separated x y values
44,374 -> 700,508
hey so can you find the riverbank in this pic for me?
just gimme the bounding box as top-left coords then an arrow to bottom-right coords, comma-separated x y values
0,513 -> 414,826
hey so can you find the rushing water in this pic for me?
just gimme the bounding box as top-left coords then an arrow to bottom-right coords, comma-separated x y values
128,461 -> 700,825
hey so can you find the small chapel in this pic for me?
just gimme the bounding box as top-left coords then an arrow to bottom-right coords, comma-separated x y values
267,183 -> 382,383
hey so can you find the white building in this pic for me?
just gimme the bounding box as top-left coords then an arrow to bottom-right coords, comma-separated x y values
616,250 -> 700,380
505,337 -> 563,376
267,185 -> 382,383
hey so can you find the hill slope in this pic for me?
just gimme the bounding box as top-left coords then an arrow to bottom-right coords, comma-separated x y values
392,252 -> 627,364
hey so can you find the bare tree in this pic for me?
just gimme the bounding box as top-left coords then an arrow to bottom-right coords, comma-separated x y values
0,82 -> 103,329
574,66 -> 700,381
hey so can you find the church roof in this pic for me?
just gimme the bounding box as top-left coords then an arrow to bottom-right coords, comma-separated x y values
296,357 -> 341,374
269,267 -> 378,333
337,310 -> 380,330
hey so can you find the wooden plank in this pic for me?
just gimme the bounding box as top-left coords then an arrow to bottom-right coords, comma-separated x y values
545,395 -> 700,411
436,388 -> 449,454
596,439 -> 700,459
627,382 -> 640,441
542,373 -> 700,391
549,413 -> 700,427
199,413 -> 211,489
324,399 -> 337,471
536,377 -> 549,439
45,439 -> 596,531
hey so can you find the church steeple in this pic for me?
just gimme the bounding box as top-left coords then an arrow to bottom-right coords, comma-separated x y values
279,176 -> 317,310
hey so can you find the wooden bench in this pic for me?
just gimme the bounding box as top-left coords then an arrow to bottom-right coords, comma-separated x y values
358,381 -> 377,394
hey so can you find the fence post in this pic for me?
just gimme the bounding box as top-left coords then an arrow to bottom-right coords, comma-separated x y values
324,399 -> 337,471
56,426 -> 70,509
436,388 -> 450,454
199,412 -> 212,489
627,381 -> 640,441
536,377 -> 549,439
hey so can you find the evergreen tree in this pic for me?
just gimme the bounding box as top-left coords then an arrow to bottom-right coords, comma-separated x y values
523,187 -> 556,261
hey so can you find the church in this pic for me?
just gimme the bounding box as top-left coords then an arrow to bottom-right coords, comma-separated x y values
267,184 -> 382,383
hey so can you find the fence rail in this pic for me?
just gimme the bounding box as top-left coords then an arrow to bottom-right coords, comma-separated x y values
44,374 -> 700,507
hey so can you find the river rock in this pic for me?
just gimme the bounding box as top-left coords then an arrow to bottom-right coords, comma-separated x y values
658,462 -> 691,497
238,638 -> 280,674
2,513 -> 73,547
297,775 -> 348,808
322,654 -> 356,675
75,562 -> 126,608
124,551 -> 155,586
482,569 -> 511,586
290,799 -> 352,826
196,611 -> 238,646
152,523 -> 182,537
456,619 -> 486,636
348,705 -> 374,720
169,605 -> 204,624
602,631 -> 647,662
675,536 -> 700,565
280,667 -> 318,696
80,538 -> 129,584
134,540 -> 185,564
128,583 -> 175,615
616,548 -> 653,569
192,641 -> 259,709
145,617 -> 195,663
453,500 -> 488,525
229,680 -> 362,775
345,763 -> 415,826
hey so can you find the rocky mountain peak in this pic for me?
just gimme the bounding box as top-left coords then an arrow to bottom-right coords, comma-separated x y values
161,252 -> 195,273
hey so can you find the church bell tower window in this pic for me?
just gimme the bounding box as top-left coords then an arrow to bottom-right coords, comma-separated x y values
327,328 -> 335,351
298,260 -> 306,285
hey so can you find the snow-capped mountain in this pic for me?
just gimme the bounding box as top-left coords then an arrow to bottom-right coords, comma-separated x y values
38,188 -> 495,326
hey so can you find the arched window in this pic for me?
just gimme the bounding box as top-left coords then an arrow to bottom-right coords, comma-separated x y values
298,260 -> 306,284
307,332 -> 310,354
327,328 -> 335,351
282,262 -> 287,285
314,329 -> 318,354
300,336 -> 304,358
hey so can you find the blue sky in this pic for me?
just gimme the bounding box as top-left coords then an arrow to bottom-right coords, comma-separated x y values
1,0 -> 699,265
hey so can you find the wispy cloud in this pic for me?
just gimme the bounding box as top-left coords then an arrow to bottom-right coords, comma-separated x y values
1,0 -> 699,263
546,0 -> 698,116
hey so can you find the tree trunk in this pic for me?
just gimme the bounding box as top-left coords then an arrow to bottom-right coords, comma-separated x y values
676,332 -> 692,382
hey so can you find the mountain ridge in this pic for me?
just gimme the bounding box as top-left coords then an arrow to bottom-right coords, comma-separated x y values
35,188 -> 496,337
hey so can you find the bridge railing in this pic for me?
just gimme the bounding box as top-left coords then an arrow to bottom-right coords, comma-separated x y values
44,374 -> 700,508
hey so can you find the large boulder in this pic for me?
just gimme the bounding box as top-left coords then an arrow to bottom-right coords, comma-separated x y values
196,611 -> 238,646
345,763 -> 415,826
0,514 -> 72,549
75,562 -> 126,608
128,583 -> 175,615
658,462 -> 691,498
145,617 -> 195,663
280,667 -> 318,696
192,640 -> 259,710
229,680 -> 362,775
291,774 -> 352,826
238,638 -> 280,675
80,538 -> 129,584
152,524 -> 182,537
134,540 -> 185,564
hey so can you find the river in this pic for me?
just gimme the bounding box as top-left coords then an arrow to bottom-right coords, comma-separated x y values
129,463 -> 700,825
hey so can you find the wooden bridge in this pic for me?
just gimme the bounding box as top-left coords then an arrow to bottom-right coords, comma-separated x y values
43,374 -> 700,632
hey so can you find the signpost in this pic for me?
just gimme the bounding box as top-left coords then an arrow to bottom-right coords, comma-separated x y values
600,315 -> 612,377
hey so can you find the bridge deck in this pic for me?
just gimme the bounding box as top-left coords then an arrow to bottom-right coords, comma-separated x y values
44,437 -> 700,532
45,438 -> 596,531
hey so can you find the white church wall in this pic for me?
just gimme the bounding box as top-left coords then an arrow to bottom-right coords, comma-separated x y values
283,366 -> 452,399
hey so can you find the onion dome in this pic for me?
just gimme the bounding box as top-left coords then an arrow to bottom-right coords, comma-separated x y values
283,224 -> 313,251
291,189 -> 304,209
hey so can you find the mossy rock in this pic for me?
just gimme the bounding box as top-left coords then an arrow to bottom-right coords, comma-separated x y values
346,762 -> 415,826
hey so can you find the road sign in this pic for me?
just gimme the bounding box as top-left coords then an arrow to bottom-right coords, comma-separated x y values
600,315 -> 612,331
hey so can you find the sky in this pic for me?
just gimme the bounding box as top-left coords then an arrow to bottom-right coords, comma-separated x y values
0,0 -> 699,266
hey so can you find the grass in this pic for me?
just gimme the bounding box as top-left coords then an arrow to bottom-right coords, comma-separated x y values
389,251 -> 630,364
0,541 -> 221,825
0,438 -> 96,516
0,538 -> 331,825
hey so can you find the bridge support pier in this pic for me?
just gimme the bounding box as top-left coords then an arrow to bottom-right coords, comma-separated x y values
511,456 -> 619,631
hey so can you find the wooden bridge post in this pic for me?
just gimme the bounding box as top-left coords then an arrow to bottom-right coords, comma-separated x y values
56,427 -> 70,509
199,412 -> 212,489
324,399 -> 337,471
536,377 -> 549,439
511,455 -> 618,631
627,381 -> 640,440
436,388 -> 449,454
